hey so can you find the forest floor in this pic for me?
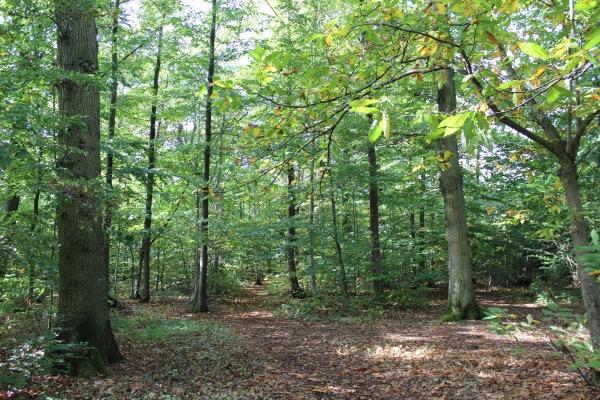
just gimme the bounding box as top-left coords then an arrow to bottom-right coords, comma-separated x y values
6,285 -> 600,399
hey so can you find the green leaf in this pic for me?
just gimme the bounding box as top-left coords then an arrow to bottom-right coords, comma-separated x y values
438,113 -> 469,136
349,98 -> 380,108
584,27 -> 600,50
518,42 -> 549,59
574,0 -> 597,12
546,86 -> 560,103
250,45 -> 265,61
591,229 -> 599,245
350,106 -> 378,114
368,118 -> 384,143
498,80 -> 521,90
382,111 -> 391,139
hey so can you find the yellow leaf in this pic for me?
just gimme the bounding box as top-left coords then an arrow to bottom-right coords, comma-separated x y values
325,34 -> 332,48
263,65 -> 277,73
529,66 -> 546,80
509,153 -> 519,162
486,206 -> 495,215
500,0 -> 519,13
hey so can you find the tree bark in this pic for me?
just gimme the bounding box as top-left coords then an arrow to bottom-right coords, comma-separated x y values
55,1 -> 121,371
139,25 -> 163,303
368,142 -> 384,295
191,0 -> 217,313
437,68 -> 480,321
559,158 -> 600,352
104,0 -> 120,297
308,144 -> 318,294
286,162 -> 303,298
330,185 -> 349,296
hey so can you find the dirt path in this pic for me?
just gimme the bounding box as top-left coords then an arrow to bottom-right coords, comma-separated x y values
52,286 -> 598,399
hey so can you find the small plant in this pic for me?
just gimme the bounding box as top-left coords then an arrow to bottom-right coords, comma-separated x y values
484,303 -> 600,385
0,331 -> 96,391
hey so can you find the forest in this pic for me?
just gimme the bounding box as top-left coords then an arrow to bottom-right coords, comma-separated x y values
0,0 -> 599,398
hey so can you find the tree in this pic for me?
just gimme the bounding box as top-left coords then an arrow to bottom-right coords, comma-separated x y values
138,24 -> 163,303
54,0 -> 121,372
191,0 -> 218,313
437,68 -> 480,321
104,0 -> 121,297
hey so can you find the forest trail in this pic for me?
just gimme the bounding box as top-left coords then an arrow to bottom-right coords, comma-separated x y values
52,286 -> 598,399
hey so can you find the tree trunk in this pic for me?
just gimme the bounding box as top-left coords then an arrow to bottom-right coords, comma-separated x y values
139,25 -> 163,303
28,188 -> 41,302
367,142 -> 384,295
104,0 -> 120,294
191,0 -> 217,313
55,1 -> 121,372
308,144 -> 318,294
330,186 -> 349,296
286,163 -> 302,298
437,68 -> 480,321
4,195 -> 20,214
418,173 -> 426,270
559,158 -> 600,353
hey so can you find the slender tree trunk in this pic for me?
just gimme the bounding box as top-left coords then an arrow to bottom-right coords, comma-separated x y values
55,1 -> 121,371
28,188 -> 41,301
409,212 -> 416,239
418,173 -> 426,270
286,163 -> 302,298
308,144 -> 318,294
139,25 -> 163,303
367,142 -> 384,295
104,0 -> 120,291
129,246 -> 135,298
330,186 -> 349,296
191,0 -> 217,312
114,242 -> 120,299
437,68 -> 480,321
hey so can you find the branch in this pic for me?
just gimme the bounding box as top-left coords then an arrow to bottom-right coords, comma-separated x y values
461,51 -> 556,154
569,109 -> 600,157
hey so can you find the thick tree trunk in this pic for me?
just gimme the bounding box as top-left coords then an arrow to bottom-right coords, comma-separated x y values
55,1 -> 121,372
104,0 -> 120,295
191,0 -> 216,313
437,68 -> 480,321
139,25 -> 163,303
559,158 -> 600,352
368,142 -> 384,295
4,195 -> 20,214
286,163 -> 302,298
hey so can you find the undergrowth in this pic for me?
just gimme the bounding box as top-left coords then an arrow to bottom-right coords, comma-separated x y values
272,287 -> 429,322
111,309 -> 252,377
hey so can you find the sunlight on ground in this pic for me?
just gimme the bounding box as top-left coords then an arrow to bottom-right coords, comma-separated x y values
366,344 -> 434,360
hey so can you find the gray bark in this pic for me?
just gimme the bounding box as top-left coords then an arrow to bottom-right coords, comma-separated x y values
437,68 -> 480,321
55,0 -> 121,370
